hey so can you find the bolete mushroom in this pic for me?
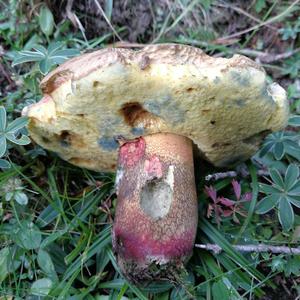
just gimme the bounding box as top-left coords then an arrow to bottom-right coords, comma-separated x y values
22,44 -> 289,281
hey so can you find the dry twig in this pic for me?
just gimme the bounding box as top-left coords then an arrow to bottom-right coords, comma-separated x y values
238,47 -> 300,63
215,2 -> 277,31
195,243 -> 300,255
205,168 -> 269,181
93,0 -> 123,42
217,0 -> 300,42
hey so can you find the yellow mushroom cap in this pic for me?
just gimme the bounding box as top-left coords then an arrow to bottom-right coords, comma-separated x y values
23,44 -> 289,171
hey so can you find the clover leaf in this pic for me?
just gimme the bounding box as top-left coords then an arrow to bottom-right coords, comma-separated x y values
0,106 -> 30,168
259,131 -> 300,161
256,164 -> 300,231
12,42 -> 80,74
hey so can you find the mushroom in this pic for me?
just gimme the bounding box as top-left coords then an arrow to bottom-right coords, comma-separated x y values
22,44 -> 289,281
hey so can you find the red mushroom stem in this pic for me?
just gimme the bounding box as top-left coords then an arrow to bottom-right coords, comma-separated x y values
112,133 -> 198,281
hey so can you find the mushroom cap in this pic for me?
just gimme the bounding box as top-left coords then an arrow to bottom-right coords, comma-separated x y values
23,44 -> 289,172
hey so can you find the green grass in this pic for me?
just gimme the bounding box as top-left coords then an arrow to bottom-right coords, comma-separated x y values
1,0 -> 300,299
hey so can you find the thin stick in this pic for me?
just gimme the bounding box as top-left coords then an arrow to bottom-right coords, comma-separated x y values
151,0 -> 198,43
238,47 -> 300,63
205,169 -> 269,181
215,2 -> 277,30
0,61 -> 14,84
93,0 -> 123,42
195,243 -> 300,255
179,38 -> 300,62
217,0 -> 300,42
65,0 -> 88,44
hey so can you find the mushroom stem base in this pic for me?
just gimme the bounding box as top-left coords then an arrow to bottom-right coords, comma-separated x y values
112,133 -> 198,282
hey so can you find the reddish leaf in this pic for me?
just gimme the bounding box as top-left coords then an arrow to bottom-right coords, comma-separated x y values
205,185 -> 217,203
236,210 -> 247,217
233,214 -> 240,224
212,204 -> 223,225
232,179 -> 241,200
242,192 -> 252,201
207,204 -> 214,218
222,209 -> 233,217
219,197 -> 235,207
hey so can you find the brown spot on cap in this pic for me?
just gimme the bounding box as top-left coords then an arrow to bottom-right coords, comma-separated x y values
40,70 -> 73,94
119,102 -> 148,127
139,55 -> 151,70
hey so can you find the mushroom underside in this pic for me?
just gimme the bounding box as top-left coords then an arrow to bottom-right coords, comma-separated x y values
24,46 -> 288,172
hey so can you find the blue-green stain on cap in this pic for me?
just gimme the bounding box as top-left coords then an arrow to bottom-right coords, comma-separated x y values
98,136 -> 119,151
131,127 -> 144,136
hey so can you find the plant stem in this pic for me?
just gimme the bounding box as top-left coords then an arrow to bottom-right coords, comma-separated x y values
234,163 -> 258,243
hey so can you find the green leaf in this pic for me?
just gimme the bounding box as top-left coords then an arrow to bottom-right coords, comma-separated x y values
6,117 -> 28,133
270,256 -> 285,272
0,248 -> 10,283
64,233 -> 89,265
98,278 -> 126,290
31,278 -> 53,296
142,282 -> 173,294
285,256 -> 300,276
39,58 -> 52,74
0,158 -> 10,169
256,194 -> 280,214
285,164 -> 299,190
39,6 -> 54,36
284,139 -> 299,149
278,197 -> 294,231
107,249 -> 149,300
273,142 -> 285,160
170,286 -> 187,300
259,142 -> 273,157
255,0 -> 266,13
212,279 -> 230,300
288,181 -> 300,195
288,115 -> 300,126
214,253 -> 263,295
235,163 -> 259,242
5,192 -> 14,201
270,169 -> 285,188
0,22 -> 10,30
14,191 -> 28,205
5,133 -> 31,145
199,219 -> 266,282
201,0 -> 212,9
0,135 -> 7,157
40,230 -> 68,250
285,146 -> 300,161
96,247 -> 110,275
288,196 -> 300,208
117,283 -> 129,300
3,246 -> 22,275
47,42 -> 63,54
52,226 -> 111,296
105,0 -> 113,20
39,58 -> 53,75
12,50 -> 45,66
32,45 -> 48,55
0,106 -> 6,132
259,183 -> 281,194
13,220 -> 42,250
24,34 -> 43,50
37,249 -> 58,282
51,48 -> 80,58
50,56 -> 67,65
